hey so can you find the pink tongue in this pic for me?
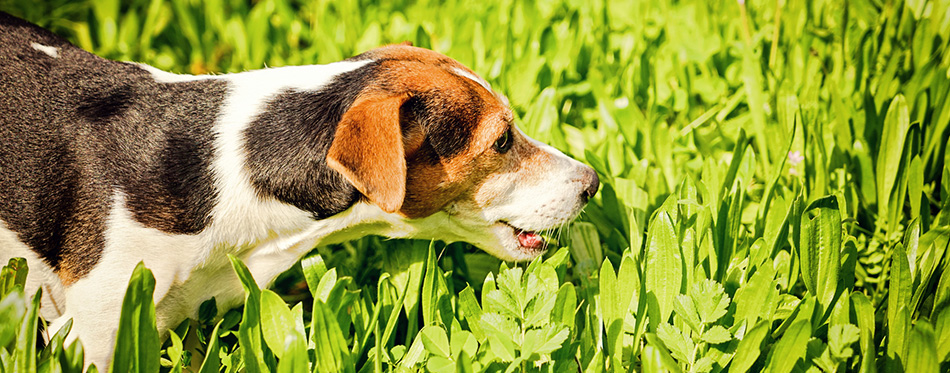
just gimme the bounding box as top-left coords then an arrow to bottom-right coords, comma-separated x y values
518,231 -> 544,249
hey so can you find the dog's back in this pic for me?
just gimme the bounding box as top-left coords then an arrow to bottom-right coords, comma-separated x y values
0,12 -> 229,284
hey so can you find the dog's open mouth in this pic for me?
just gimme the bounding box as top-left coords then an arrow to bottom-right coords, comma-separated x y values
501,221 -> 546,251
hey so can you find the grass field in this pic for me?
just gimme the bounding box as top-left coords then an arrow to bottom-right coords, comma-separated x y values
1,0 -> 950,371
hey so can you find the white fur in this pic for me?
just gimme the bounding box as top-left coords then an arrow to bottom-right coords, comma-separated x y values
134,63 -> 212,83
56,192 -> 203,365
454,128 -> 593,261
30,42 -> 58,58
453,67 -> 493,92
452,67 -> 509,106
497,131 -> 590,230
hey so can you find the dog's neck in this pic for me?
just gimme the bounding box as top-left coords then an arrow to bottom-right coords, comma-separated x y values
130,61 -> 384,244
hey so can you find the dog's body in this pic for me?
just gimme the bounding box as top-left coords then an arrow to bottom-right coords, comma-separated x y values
0,12 -> 597,368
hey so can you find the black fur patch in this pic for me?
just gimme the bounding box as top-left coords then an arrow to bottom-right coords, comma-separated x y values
401,87 -> 484,159
243,64 -> 386,218
77,86 -> 134,121
0,12 -> 224,279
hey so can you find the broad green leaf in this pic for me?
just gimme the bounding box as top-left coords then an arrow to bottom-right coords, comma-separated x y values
641,345 -> 666,373
488,334 -> 516,362
734,264 -> 778,327
485,274 -> 521,321
693,356 -> 715,373
0,282 -> 25,353
850,292 -> 877,373
456,351 -> 474,373
935,306 -> 950,363
166,330 -> 184,372
300,252 -> 328,297
480,312 -> 520,345
197,321 -> 223,373
720,131 -> 749,197
645,211 -> 681,328
731,320 -> 769,372
260,289 -> 297,358
912,226 -> 948,316
14,289 -> 39,373
311,300 -> 352,373
888,243 -> 913,369
543,247 -> 572,280
383,240 -> 426,325
600,258 -> 624,361
420,326 -> 450,358
765,320 -> 811,373
275,331 -> 307,373
450,330 -> 478,359
197,297 -> 217,325
551,283 -> 577,329
616,254 -> 639,315
525,267 -> 559,328
614,178 -> 649,250
422,241 -> 452,329
312,268 -> 337,303
876,95 -> 911,222
581,349 -> 605,373
886,306 -> 911,373
229,256 -> 272,373
110,262 -> 160,373
908,156 -> 923,218
569,222 -> 604,273
799,196 -> 841,310
905,321 -> 939,373
457,286 -> 485,340
41,317 -> 72,372
425,356 -> 454,373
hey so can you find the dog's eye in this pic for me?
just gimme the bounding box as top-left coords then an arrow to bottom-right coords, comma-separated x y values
493,128 -> 512,153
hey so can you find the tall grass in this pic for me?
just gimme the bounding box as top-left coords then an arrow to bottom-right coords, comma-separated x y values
1,0 -> 949,371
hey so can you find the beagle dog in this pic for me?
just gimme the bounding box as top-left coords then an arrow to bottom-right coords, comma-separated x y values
0,12 -> 598,368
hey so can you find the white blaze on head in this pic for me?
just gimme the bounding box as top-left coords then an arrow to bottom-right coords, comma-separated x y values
30,43 -> 59,58
452,67 -> 510,106
453,67 -> 493,92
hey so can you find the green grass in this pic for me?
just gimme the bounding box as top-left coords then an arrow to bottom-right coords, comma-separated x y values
1,0 -> 949,371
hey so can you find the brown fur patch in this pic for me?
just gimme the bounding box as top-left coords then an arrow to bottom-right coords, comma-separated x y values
327,92 -> 410,213
329,44 -> 522,218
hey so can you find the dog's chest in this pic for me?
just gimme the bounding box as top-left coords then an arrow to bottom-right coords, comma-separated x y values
91,193 -> 340,327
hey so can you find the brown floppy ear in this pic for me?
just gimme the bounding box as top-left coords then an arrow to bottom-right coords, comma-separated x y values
327,93 -> 410,213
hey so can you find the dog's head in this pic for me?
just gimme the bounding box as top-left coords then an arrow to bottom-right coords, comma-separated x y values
326,45 -> 598,261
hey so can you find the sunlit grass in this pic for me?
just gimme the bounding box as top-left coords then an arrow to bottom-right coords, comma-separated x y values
1,0 -> 949,371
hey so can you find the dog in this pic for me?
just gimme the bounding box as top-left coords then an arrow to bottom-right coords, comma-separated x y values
0,11 -> 598,368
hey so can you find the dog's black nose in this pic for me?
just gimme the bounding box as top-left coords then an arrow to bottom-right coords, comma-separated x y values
581,167 -> 599,202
